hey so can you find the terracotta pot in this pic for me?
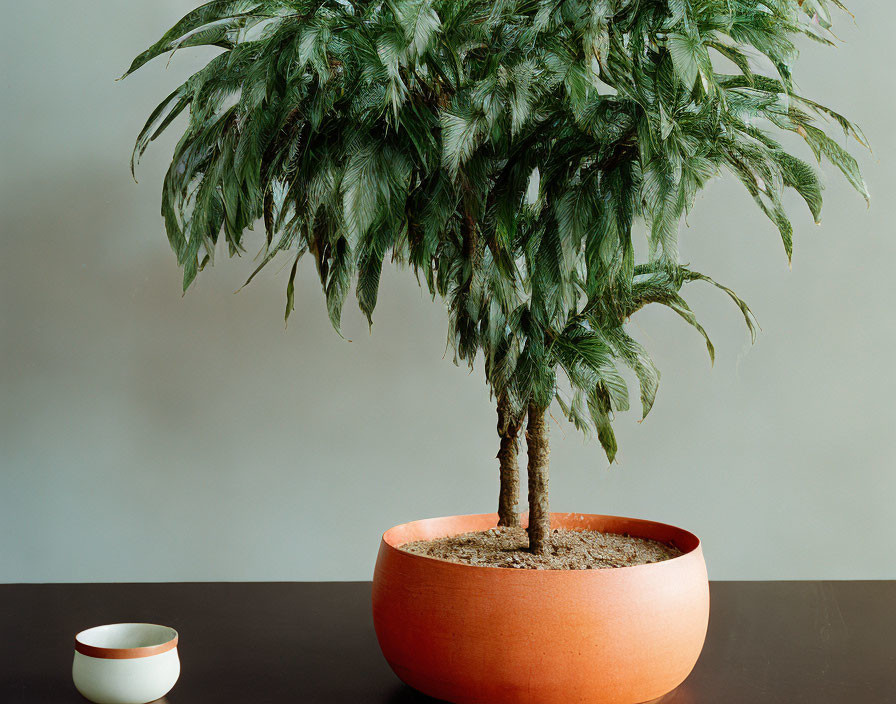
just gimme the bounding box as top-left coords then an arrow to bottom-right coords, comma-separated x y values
372,512 -> 708,704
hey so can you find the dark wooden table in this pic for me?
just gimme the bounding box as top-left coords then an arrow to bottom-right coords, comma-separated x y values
1,582 -> 892,703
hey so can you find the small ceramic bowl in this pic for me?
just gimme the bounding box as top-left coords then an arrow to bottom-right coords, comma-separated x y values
72,623 -> 180,704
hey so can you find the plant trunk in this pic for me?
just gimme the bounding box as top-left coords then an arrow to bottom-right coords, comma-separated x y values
496,394 -> 522,528
526,403 -> 551,555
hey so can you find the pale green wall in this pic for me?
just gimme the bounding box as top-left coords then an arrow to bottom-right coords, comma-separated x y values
2,1 -> 893,582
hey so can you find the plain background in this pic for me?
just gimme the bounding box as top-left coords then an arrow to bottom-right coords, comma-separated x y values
1,1 -> 893,583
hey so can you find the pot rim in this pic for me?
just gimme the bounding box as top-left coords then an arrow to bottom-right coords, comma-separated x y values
380,512 -> 702,573
74,623 -> 178,660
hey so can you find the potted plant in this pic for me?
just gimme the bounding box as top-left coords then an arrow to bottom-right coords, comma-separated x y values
125,1 -> 867,702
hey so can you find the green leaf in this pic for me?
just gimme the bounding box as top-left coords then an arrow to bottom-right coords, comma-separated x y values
665,292 -> 715,365
602,327 -> 660,419
355,227 -> 391,325
801,124 -> 870,203
325,237 -> 353,331
131,84 -> 190,178
342,142 -> 385,242
284,254 -> 299,323
667,32 -> 701,91
682,269 -> 759,343
122,1 -> 265,78
775,152 -> 823,223
588,388 -> 617,463
441,108 -> 483,177
390,0 -> 441,62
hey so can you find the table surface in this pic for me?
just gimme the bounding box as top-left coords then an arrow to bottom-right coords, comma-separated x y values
1,581 -> 893,703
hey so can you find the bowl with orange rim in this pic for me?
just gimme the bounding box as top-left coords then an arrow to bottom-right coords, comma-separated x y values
72,623 -> 180,704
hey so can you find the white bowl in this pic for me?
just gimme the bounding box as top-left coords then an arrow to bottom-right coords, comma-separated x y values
72,623 -> 180,704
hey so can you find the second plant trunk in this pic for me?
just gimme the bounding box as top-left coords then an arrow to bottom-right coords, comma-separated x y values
496,394 -> 522,527
526,403 -> 551,554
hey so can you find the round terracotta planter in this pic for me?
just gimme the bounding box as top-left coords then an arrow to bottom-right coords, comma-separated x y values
372,512 -> 708,704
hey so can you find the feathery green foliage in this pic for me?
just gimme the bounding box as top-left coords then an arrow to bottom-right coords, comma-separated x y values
126,0 -> 867,463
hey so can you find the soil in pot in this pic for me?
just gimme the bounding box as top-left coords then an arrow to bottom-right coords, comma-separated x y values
399,526 -> 681,570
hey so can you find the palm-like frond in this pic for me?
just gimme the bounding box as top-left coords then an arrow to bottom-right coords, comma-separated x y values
126,0 -> 868,462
